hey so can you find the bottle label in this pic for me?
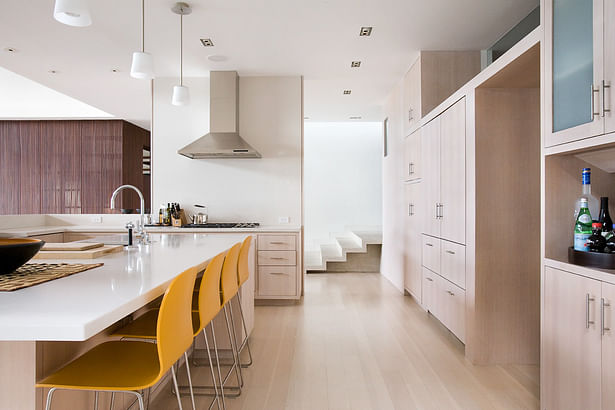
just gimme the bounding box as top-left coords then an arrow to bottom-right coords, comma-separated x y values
574,234 -> 591,251
578,214 -> 592,224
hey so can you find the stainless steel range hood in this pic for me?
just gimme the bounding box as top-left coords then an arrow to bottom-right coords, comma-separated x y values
178,71 -> 261,159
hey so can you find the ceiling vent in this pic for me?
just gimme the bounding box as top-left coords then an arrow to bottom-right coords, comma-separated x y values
200,38 -> 214,47
359,27 -> 373,36
343,90 -> 352,95
351,61 -> 361,68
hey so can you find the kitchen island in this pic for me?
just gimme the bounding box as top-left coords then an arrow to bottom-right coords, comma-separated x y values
0,233 -> 250,410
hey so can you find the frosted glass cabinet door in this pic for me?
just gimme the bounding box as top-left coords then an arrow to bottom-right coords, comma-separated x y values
545,0 -> 604,147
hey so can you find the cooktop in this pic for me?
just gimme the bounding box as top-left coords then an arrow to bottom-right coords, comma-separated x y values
181,222 -> 260,229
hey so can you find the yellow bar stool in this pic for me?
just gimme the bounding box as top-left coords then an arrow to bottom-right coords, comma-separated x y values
236,235 -> 254,368
112,252 -> 230,409
36,265 -> 198,410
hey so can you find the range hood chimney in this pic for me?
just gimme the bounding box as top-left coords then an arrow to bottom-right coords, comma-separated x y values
178,71 -> 262,159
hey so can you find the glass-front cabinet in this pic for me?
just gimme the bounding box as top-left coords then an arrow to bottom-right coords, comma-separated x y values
545,0 -> 612,147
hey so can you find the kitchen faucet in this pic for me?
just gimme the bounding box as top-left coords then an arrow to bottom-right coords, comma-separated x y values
110,185 -> 148,244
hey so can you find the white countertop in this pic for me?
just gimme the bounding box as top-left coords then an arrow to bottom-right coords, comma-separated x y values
0,233 -> 247,341
0,225 -> 300,237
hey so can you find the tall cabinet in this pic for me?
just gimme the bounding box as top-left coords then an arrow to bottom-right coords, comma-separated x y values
422,98 -> 466,245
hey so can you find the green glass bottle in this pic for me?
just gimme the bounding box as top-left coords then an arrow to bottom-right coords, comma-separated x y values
574,198 -> 593,251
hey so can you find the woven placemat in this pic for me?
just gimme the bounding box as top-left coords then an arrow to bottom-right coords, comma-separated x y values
0,263 -> 103,292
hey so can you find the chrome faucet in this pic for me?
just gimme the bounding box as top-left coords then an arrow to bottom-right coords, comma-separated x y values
110,185 -> 148,244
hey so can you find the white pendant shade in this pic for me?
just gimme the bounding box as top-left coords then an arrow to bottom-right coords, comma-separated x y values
53,0 -> 92,27
130,52 -> 154,79
172,85 -> 190,106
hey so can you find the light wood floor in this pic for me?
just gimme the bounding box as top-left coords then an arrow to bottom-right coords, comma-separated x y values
151,273 -> 540,410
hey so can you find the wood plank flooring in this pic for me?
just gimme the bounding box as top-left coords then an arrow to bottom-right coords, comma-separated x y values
150,273 -> 539,410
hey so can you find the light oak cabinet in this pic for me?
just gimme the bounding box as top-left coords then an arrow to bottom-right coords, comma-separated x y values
421,98 -> 466,244
256,233 -> 301,299
543,266 -> 615,409
404,182 -> 421,300
402,51 -> 480,137
403,129 -> 421,182
545,0 -> 613,147
421,233 -> 466,341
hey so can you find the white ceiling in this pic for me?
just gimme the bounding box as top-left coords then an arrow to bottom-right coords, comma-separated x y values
0,0 -> 538,129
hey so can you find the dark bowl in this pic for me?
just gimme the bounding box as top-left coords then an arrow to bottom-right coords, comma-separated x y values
0,238 -> 45,275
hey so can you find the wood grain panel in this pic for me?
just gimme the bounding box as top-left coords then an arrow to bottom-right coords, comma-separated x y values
19,122 -> 41,214
121,122 -> 150,211
0,121 -> 21,214
41,121 -> 63,213
471,88 -> 541,364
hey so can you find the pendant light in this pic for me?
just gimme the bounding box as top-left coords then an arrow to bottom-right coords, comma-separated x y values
53,0 -> 92,27
130,0 -> 154,79
171,2 -> 191,106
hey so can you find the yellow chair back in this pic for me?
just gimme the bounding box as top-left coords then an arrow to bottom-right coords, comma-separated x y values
197,251 -> 226,329
237,236 -> 252,286
221,243 -> 241,305
156,266 -> 198,374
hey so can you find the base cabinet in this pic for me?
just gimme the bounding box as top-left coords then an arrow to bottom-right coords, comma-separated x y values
543,266 -> 605,409
256,233 -> 302,300
421,266 -> 465,343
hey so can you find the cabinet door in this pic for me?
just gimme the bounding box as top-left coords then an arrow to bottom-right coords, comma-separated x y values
421,117 -> 441,237
422,267 -> 436,312
408,128 -> 421,180
605,0 -> 615,134
403,59 -> 421,136
440,99 -> 466,244
404,182 -> 422,300
545,0 -> 604,146
543,267 -> 601,410
602,281 -> 615,408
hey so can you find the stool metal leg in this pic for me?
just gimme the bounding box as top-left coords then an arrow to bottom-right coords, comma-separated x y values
184,351 -> 196,410
171,364 -> 184,410
110,392 -> 115,410
94,391 -> 99,410
211,323 -> 226,408
202,326 -> 222,410
45,388 -> 57,410
236,292 -> 253,368
227,301 -> 244,387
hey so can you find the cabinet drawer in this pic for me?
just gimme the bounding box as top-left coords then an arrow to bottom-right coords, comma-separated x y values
422,267 -> 437,313
440,240 -> 466,289
258,250 -> 296,265
422,235 -> 440,273
258,266 -> 297,297
258,235 -> 296,251
434,274 -> 466,343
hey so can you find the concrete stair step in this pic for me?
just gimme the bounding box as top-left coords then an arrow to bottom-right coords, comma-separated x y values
306,229 -> 382,272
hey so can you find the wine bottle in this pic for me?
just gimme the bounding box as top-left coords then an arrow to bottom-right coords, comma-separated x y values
598,197 -> 613,238
587,222 -> 607,252
574,198 -> 593,252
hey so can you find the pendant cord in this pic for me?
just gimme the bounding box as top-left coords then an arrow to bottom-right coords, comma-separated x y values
180,13 -> 183,86
141,0 -> 145,52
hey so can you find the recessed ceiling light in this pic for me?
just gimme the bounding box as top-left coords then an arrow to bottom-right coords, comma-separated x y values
200,38 -> 214,47
111,68 -> 120,73
48,70 -> 59,74
351,61 -> 361,68
343,90 -> 352,95
349,116 -> 362,120
207,55 -> 228,62
4,47 -> 17,53
359,27 -> 373,36
304,116 -> 310,120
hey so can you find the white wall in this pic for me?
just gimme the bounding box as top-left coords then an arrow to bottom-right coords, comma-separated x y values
380,81 -> 405,293
152,76 -> 302,226
304,122 -> 383,249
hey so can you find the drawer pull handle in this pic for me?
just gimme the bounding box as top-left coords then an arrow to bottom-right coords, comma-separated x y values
270,241 -> 287,245
426,277 -> 433,282
270,257 -> 287,260
425,243 -> 434,247
270,272 -> 287,275
445,250 -> 455,255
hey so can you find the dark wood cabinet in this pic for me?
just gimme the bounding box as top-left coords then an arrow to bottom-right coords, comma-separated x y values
0,120 -> 150,215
